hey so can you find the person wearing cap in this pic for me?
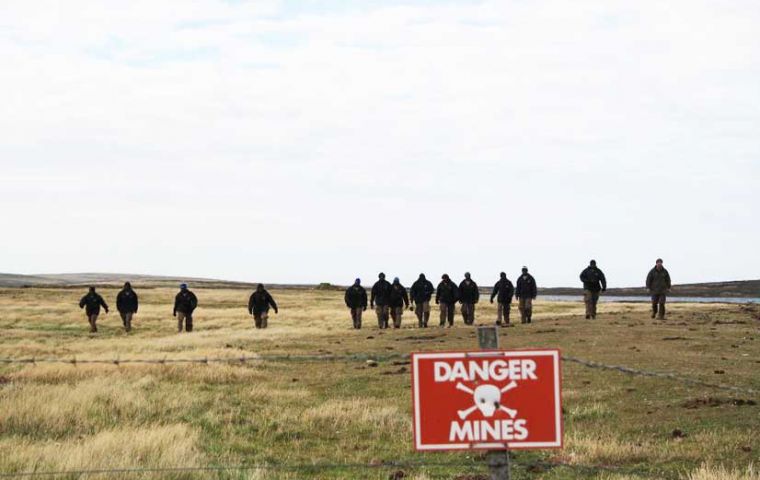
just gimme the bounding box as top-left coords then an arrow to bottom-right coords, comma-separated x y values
435,274 -> 459,327
458,272 -> 480,325
646,258 -> 671,319
388,277 -> 410,328
79,286 -> 109,333
344,278 -> 367,329
490,272 -> 514,326
580,260 -> 607,319
248,284 -> 278,329
515,267 -> 537,324
116,281 -> 138,332
173,283 -> 198,332
370,272 -> 392,329
410,273 -> 435,327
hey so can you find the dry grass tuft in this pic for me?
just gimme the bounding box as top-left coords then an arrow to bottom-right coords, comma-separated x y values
686,463 -> 759,480
0,424 -> 202,476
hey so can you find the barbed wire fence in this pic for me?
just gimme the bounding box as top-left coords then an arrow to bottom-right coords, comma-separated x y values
0,352 -> 756,478
1,352 -> 757,397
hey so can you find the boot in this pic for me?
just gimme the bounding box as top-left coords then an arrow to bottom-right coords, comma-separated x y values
651,303 -> 657,319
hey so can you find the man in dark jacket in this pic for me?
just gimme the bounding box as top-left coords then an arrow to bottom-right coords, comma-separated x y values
436,274 -> 459,327
116,282 -> 138,332
248,284 -> 278,329
490,272 -> 514,326
371,272 -> 392,329
409,273 -> 434,327
458,272 -> 479,325
388,277 -> 410,328
344,278 -> 367,329
79,286 -> 109,333
580,260 -> 607,319
646,258 -> 671,319
515,267 -> 537,324
173,283 -> 198,332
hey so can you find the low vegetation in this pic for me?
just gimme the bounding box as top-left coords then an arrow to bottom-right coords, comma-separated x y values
0,287 -> 758,479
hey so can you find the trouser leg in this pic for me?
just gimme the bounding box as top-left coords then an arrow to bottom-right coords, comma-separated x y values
125,312 -> 133,332
415,304 -> 423,327
391,307 -> 402,328
524,298 -> 533,323
177,312 -> 185,332
496,302 -> 503,325
447,303 -> 455,326
185,314 -> 193,332
120,312 -> 127,327
253,313 -> 262,328
503,303 -> 511,324
657,296 -> 666,319
88,314 -> 98,332
592,293 -> 599,318
439,304 -> 447,326
584,291 -> 593,318
651,296 -> 659,318
518,298 -> 526,323
261,311 -> 268,329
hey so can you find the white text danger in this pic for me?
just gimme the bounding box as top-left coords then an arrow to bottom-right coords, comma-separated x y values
434,359 -> 538,382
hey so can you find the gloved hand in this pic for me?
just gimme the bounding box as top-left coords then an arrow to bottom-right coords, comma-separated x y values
435,300 -> 439,305
370,303 -> 374,309
173,311 -> 176,317
409,305 -> 414,311
490,299 -> 494,303
363,306 -> 367,311
274,308 -> 279,314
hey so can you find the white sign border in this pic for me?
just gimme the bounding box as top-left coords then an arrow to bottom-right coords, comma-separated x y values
412,350 -> 563,451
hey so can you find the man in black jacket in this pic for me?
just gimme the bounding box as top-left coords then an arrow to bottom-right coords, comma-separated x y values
458,272 -> 479,325
646,258 -> 672,319
344,278 -> 367,329
409,273 -> 434,327
79,286 -> 109,333
248,284 -> 278,329
388,277 -> 410,328
580,260 -> 607,319
371,272 -> 392,329
515,267 -> 537,324
436,274 -> 459,327
173,283 -> 198,332
116,282 -> 138,332
490,272 -> 514,326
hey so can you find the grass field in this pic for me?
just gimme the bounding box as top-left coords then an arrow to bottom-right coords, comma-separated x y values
0,287 -> 758,479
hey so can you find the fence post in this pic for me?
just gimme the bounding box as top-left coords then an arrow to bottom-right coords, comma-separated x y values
477,325 -> 510,480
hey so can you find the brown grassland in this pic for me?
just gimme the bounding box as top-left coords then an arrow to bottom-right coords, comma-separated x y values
0,287 -> 758,479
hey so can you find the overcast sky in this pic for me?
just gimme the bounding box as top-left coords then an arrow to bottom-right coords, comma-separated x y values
1,0 -> 758,288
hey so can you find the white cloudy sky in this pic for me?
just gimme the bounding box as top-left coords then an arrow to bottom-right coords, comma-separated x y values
1,0 -> 758,288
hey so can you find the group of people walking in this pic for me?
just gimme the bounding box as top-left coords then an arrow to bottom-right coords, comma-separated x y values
345,268 -> 540,330
77,259 -> 672,333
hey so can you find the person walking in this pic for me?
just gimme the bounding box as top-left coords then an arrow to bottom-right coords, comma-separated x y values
370,272 -> 392,329
515,267 -> 537,324
436,274 -> 459,327
344,278 -> 367,329
173,283 -> 198,332
646,258 -> 671,319
248,284 -> 278,329
490,272 -> 514,326
458,272 -> 479,325
580,260 -> 607,319
388,277 -> 410,328
79,286 -> 109,333
115,282 -> 138,332
409,273 -> 434,327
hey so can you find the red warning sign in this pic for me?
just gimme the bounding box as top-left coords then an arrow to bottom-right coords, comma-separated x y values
411,350 -> 562,451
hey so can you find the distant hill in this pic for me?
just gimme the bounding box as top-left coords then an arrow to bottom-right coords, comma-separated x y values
0,273 -> 259,289
1,273 -> 759,297
540,280 -> 760,298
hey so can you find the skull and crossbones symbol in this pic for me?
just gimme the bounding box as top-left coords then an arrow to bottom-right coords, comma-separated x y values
455,381 -> 518,420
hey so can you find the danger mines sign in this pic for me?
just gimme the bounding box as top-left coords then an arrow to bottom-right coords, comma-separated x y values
411,350 -> 562,451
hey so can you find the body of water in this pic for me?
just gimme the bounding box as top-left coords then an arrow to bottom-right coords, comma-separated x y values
539,295 -> 759,304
